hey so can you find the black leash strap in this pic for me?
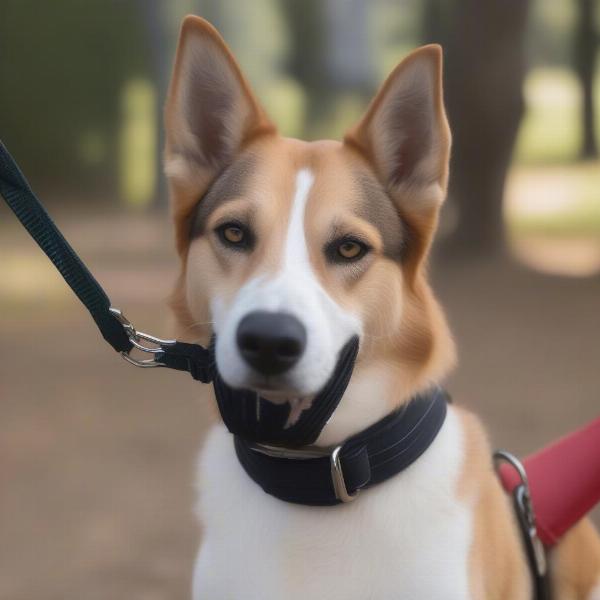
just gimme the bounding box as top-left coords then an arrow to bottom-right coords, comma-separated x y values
0,141 -> 131,353
0,140 -> 214,380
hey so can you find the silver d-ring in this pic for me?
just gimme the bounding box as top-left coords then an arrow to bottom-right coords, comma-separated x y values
109,307 -> 176,368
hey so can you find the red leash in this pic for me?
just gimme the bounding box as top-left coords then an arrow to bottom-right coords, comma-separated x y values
499,416 -> 600,547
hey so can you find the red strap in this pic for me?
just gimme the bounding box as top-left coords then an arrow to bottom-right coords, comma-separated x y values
499,417 -> 600,547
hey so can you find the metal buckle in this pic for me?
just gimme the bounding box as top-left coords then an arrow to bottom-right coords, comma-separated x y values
330,445 -> 358,503
249,442 -> 359,503
249,442 -> 331,460
109,307 -> 176,368
494,450 -> 547,577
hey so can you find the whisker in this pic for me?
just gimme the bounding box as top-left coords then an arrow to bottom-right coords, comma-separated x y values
180,319 -> 215,334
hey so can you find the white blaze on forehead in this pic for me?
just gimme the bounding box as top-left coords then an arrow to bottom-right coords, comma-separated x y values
283,169 -> 314,271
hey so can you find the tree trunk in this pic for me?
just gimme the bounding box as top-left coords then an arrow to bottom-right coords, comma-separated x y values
433,0 -> 530,258
574,0 -> 598,160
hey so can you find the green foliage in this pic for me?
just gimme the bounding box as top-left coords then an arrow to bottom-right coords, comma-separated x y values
526,0 -> 576,67
0,0 -> 149,199
516,68 -> 600,164
0,0 -> 597,217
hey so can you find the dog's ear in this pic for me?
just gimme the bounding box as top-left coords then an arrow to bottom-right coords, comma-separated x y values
345,45 -> 450,216
165,16 -> 274,246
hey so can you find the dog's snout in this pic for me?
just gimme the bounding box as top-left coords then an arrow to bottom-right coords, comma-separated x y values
236,311 -> 306,376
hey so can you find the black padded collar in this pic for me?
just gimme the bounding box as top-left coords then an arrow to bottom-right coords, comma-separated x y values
234,387 -> 449,506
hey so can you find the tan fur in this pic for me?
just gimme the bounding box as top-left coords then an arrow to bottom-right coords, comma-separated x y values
551,520 -> 600,599
165,15 -> 600,599
164,16 -> 275,257
457,408 -> 532,599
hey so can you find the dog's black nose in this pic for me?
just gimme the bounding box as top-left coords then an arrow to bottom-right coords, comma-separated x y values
236,311 -> 307,376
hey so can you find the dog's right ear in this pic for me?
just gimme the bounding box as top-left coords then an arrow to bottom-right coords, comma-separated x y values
165,16 -> 274,245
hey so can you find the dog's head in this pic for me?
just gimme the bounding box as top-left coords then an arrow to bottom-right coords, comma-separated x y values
165,17 -> 454,424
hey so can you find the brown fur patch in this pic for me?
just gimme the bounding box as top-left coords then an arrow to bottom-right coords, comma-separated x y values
190,153 -> 257,237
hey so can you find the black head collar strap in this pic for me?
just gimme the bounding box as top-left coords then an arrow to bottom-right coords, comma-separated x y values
234,388 -> 449,506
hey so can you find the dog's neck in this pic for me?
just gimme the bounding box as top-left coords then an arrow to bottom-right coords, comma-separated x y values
315,358 -> 422,447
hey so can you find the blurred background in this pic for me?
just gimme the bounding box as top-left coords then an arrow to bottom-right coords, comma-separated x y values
1,0 -> 599,598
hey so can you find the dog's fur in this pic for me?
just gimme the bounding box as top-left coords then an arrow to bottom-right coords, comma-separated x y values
164,16 -> 600,599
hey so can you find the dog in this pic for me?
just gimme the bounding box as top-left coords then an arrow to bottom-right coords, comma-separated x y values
164,15 -> 600,600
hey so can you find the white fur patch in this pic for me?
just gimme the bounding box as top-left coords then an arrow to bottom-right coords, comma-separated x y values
213,168 -> 360,396
193,405 -> 473,599
317,361 -> 400,445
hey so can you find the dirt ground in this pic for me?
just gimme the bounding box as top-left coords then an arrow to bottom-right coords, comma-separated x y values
1,208 -> 599,600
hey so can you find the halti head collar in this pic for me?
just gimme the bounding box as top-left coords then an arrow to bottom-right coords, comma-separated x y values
0,140 -> 447,504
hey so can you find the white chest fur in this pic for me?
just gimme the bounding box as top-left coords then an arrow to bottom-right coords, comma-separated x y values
192,406 -> 472,600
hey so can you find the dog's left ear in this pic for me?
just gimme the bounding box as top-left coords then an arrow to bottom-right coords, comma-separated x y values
345,45 -> 451,216
164,16 -> 275,251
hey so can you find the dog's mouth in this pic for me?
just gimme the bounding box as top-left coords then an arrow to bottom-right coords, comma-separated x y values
249,386 -> 315,428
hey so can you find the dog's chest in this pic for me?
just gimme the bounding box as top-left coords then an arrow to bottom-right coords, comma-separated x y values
193,407 -> 472,600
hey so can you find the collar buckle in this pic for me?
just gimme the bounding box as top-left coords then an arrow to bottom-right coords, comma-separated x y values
330,445 -> 359,503
249,441 -> 359,503
249,442 -> 329,460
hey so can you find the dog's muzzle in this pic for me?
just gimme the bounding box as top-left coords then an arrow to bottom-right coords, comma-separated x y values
213,335 -> 360,446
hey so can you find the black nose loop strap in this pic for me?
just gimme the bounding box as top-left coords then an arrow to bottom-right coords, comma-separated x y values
214,335 -> 360,447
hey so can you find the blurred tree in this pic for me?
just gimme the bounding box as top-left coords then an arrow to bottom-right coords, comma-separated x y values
423,0 -> 531,257
526,2 -> 576,68
574,0 -> 598,159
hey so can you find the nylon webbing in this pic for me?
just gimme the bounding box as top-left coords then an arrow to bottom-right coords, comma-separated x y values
0,141 -> 132,353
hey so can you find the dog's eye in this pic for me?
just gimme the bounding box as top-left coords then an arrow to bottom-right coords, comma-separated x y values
223,225 -> 244,244
338,241 -> 363,260
215,222 -> 254,250
326,237 -> 371,263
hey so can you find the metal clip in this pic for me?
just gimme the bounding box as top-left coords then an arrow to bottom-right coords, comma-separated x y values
494,450 -> 547,577
109,307 -> 176,368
